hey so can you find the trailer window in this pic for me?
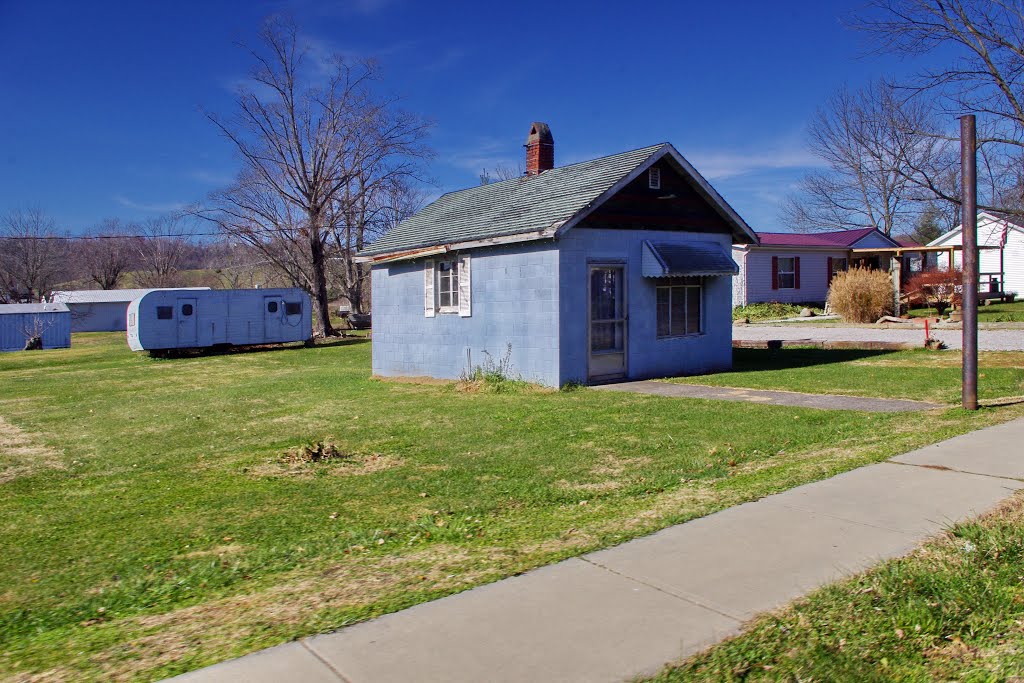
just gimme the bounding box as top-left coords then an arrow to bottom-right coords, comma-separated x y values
285,302 -> 301,316
156,306 -> 173,320
267,301 -> 278,313
181,304 -> 193,316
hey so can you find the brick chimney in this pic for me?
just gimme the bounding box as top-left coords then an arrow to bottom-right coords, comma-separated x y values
525,122 -> 554,175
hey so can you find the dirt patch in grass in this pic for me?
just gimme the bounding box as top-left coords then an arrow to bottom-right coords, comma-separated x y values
179,544 -> 245,560
249,443 -> 403,479
0,416 -> 65,484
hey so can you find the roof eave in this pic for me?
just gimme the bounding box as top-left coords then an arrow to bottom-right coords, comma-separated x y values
358,224 -> 563,264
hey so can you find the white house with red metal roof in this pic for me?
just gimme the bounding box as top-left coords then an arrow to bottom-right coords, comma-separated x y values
732,228 -> 901,307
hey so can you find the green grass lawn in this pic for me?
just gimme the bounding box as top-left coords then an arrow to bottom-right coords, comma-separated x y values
652,491 -> 1024,682
907,299 -> 1024,322
667,348 -> 1024,404
2,335 -> 1023,681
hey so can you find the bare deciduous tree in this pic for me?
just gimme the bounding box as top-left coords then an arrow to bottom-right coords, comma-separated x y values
134,215 -> 194,288
782,81 -> 943,235
329,176 -> 425,314
856,0 -> 1024,214
80,218 -> 138,289
0,208 -> 67,302
202,17 -> 431,336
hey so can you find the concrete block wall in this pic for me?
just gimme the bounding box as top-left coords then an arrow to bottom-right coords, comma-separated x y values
558,228 -> 734,385
371,241 -> 561,386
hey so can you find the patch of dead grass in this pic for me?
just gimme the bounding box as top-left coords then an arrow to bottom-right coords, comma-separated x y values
249,451 -> 403,479
0,416 -> 65,484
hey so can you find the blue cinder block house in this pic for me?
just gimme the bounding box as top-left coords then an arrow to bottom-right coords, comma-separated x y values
359,123 -> 759,387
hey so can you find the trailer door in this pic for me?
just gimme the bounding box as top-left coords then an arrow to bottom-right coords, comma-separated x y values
264,296 -> 283,342
177,298 -> 198,346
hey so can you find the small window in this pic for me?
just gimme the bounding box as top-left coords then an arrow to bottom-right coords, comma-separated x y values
181,304 -> 193,316
437,260 -> 460,313
285,302 -> 301,316
648,167 -> 661,190
156,306 -> 173,320
656,277 -> 702,338
777,257 -> 796,289
831,258 -> 848,280
267,301 -> 278,314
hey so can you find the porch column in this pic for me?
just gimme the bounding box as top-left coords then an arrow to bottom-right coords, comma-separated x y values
890,255 -> 902,316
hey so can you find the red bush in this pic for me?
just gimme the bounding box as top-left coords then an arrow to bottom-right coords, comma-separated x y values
905,268 -> 962,309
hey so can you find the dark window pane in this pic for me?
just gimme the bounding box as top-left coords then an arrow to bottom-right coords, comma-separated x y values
670,287 -> 686,336
656,287 -> 670,337
778,274 -> 795,289
590,268 -> 621,320
686,287 -> 701,334
267,301 -> 278,313
591,322 -> 624,352
181,304 -> 193,316
439,291 -> 450,308
156,306 -> 173,320
285,302 -> 301,316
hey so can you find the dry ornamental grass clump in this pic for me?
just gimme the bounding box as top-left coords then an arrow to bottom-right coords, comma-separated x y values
828,267 -> 895,323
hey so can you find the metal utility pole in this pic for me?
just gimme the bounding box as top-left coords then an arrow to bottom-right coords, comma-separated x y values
961,115 -> 979,410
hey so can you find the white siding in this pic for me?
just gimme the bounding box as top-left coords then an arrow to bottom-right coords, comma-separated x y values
739,249 -> 848,305
933,214 -> 1024,295
731,248 -> 747,306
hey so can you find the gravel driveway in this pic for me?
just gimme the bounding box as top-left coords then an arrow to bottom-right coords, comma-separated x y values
733,324 -> 1024,351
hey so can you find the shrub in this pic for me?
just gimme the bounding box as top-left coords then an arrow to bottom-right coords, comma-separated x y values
905,268 -> 962,312
827,267 -> 894,323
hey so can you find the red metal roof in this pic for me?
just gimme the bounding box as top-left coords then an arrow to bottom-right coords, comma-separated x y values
755,227 -> 879,247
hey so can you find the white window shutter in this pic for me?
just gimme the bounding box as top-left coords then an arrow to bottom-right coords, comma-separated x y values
424,259 -> 436,317
458,254 -> 472,317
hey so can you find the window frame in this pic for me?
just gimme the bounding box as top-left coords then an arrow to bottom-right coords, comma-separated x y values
436,259 -> 460,314
156,305 -> 174,320
831,257 -> 848,279
655,276 -> 703,339
284,301 -> 302,316
777,257 -> 797,290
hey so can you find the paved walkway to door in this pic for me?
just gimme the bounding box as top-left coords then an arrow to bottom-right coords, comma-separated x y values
166,418 -> 1024,683
592,379 -> 940,412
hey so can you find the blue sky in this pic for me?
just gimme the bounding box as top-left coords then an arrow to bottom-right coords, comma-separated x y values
0,0 -> 932,233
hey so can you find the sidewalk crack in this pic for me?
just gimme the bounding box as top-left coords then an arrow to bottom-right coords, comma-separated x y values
578,557 -> 744,623
300,640 -> 352,683
886,459 -> 1024,484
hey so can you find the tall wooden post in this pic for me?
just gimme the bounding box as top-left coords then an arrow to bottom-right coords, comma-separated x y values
961,115 -> 979,410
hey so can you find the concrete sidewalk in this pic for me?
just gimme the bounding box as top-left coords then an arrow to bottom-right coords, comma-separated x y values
168,418 -> 1024,683
592,380 -> 940,412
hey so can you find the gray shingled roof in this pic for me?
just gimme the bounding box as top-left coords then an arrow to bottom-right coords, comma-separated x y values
360,144 -> 666,257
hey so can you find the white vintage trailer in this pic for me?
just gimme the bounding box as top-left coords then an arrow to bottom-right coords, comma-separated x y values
126,288 -> 312,353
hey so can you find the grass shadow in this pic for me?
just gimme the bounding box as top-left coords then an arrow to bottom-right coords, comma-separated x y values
148,336 -> 370,359
729,347 -> 902,373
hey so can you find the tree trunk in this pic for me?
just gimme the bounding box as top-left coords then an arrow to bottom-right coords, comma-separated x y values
309,227 -> 334,338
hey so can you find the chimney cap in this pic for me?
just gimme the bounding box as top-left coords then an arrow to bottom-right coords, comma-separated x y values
525,122 -> 553,146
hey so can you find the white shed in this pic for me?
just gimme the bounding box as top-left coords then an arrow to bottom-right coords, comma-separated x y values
51,288 -> 210,332
0,303 -> 72,352
929,211 -> 1024,296
127,288 -> 312,353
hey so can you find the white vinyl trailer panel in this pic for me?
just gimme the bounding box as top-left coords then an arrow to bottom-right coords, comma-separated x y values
126,288 -> 312,352
0,303 -> 72,352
